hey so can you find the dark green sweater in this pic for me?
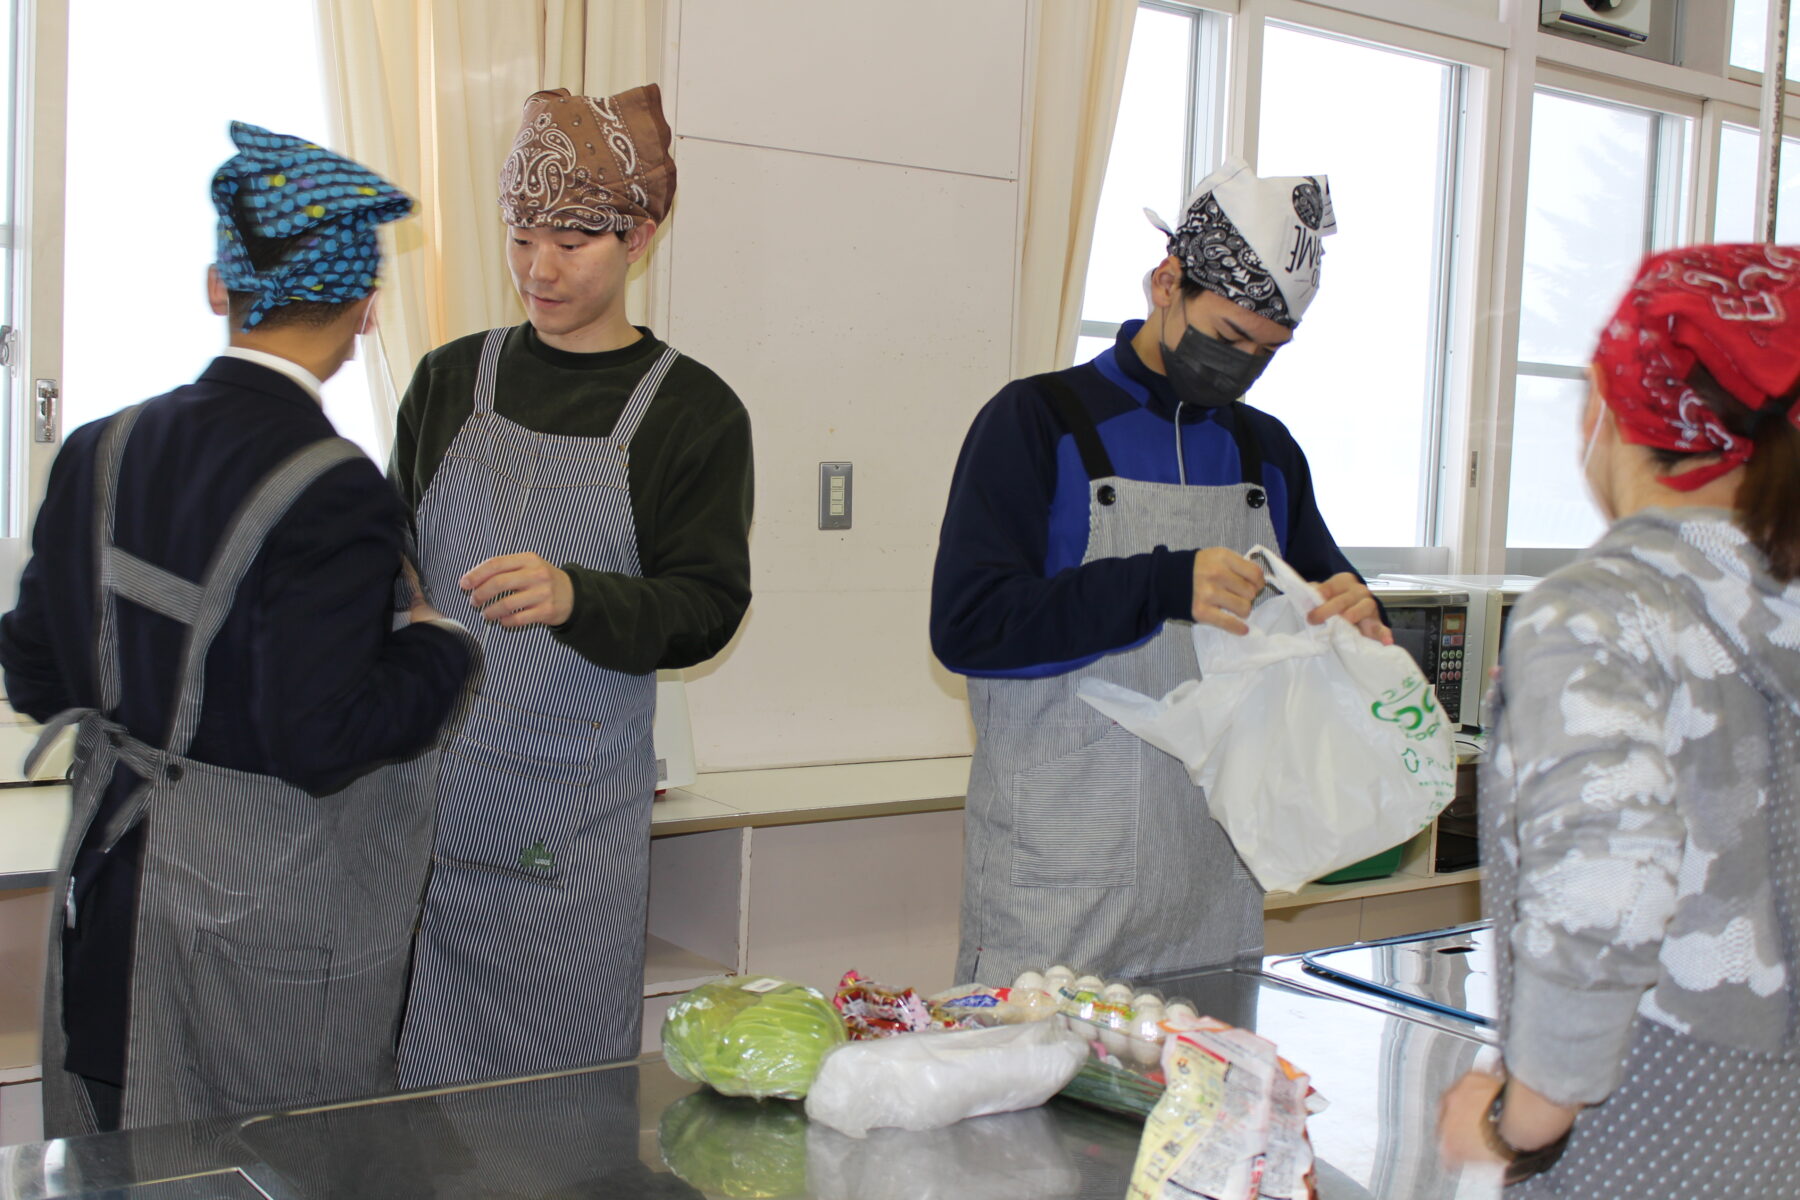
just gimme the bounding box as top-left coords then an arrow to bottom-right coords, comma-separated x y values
392,324 -> 753,675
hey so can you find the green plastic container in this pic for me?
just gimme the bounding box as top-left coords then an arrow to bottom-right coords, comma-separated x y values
1317,843 -> 1405,885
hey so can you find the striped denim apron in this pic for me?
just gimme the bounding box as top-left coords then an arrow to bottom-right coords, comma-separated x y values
34,402 -> 449,1135
398,326 -> 678,1088
956,379 -> 1278,988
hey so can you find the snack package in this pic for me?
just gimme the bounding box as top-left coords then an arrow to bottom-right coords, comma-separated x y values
661,976 -> 846,1099
835,970 -> 975,1039
1127,1017 -> 1323,1200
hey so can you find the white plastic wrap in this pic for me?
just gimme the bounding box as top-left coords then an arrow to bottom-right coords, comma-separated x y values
806,1108 -> 1081,1199
1078,545 -> 1456,893
803,1020 -> 1089,1138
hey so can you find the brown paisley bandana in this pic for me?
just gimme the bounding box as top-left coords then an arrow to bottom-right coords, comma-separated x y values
499,84 -> 675,232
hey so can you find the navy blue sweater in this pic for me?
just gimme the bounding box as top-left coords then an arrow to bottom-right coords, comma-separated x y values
930,322 -> 1356,679
0,357 -> 473,1087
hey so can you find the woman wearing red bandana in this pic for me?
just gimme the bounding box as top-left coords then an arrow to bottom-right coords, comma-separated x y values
1440,244 -> 1800,1193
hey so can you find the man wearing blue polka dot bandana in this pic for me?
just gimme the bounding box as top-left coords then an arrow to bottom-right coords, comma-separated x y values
0,123 -> 474,1134
212,120 -> 413,329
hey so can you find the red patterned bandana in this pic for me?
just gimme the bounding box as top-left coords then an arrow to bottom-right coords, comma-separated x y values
1593,243 -> 1800,491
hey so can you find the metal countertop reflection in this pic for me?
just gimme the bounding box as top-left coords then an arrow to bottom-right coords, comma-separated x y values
1265,922 -> 1497,1030
2,968 -> 1501,1200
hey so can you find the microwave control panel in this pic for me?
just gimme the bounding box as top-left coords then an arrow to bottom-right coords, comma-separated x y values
1385,602 -> 1468,727
1432,609 -> 1467,724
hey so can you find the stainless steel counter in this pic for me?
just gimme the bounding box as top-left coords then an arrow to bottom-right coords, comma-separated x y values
1,970 -> 1502,1199
1265,923 -> 1497,1030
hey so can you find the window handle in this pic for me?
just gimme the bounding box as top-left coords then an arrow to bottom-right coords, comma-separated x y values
34,378 -> 58,443
0,324 -> 13,368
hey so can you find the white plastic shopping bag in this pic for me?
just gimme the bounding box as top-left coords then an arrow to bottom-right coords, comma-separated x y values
804,1021 -> 1089,1138
1078,546 -> 1455,893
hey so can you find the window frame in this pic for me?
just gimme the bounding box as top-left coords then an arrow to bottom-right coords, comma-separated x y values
1500,72 -> 1701,562
0,0 -> 64,612
1705,98 -> 1800,240
1077,2 -> 1232,348
1179,1 -> 1506,557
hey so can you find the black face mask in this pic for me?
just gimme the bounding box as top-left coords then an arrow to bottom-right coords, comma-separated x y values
1161,312 -> 1273,408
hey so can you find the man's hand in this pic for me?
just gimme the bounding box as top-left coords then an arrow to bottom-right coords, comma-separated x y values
1309,572 -> 1391,644
1191,548 -> 1266,636
461,552 -> 575,629
407,599 -> 449,626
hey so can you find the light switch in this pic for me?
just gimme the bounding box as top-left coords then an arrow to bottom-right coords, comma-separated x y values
818,462 -> 852,530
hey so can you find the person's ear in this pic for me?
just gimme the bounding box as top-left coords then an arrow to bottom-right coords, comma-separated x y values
624,219 -> 658,264
1580,367 -> 1607,443
1148,255 -> 1183,311
207,266 -> 229,317
354,292 -> 379,337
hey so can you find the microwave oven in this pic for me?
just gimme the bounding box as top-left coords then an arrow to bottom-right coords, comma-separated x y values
1384,574 -> 1542,732
1364,577 -> 1474,731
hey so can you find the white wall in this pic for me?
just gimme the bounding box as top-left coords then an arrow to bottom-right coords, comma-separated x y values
659,0 -> 1032,770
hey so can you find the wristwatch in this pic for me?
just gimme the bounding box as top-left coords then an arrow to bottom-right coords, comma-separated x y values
1481,1091 -> 1572,1184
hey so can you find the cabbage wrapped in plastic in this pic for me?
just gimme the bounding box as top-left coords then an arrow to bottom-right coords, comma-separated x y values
658,1092 -> 809,1199
661,976 -> 846,1099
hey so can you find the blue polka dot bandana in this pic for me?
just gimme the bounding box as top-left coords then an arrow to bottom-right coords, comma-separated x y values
212,121 -> 414,329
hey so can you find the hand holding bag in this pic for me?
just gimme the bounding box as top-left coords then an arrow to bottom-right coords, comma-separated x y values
1077,546 -> 1455,893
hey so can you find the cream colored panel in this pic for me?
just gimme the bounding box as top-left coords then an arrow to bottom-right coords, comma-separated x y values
665,136 -> 1010,770
675,0 -> 1027,180
1263,898 -> 1363,956
686,588 -> 974,770
667,137 -> 1016,599
743,813 -> 965,994
0,888 -> 50,1072
1360,881 -> 1482,942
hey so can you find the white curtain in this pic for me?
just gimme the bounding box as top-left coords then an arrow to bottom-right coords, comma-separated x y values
1012,0 -> 1137,376
315,0 -> 660,457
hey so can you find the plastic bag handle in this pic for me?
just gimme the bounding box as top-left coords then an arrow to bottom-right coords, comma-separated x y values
1246,544 -> 1323,608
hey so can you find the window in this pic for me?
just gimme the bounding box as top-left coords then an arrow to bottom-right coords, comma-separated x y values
1714,121 -> 1800,242
1077,2 -> 1228,364
1078,9 -> 1476,551
1506,89 -> 1690,550
1730,0 -> 1800,80
1250,24 -> 1469,548
63,1 -> 379,458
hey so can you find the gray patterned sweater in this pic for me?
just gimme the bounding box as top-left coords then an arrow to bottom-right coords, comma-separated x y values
1481,507 -> 1800,1106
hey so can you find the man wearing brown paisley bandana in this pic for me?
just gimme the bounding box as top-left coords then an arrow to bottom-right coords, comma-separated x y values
391,83 -> 753,1087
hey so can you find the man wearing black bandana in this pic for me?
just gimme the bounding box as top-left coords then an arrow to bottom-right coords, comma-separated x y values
932,159 -> 1388,987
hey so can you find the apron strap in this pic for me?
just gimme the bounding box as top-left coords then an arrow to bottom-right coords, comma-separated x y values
608,345 -> 680,449
163,438 -> 365,758
24,706 -> 93,777
27,707 -> 162,853
473,327 -> 509,414
91,404 -> 149,715
102,548 -> 203,625
1034,372 -> 1116,482
1039,370 -> 1271,497
1223,405 -> 1268,496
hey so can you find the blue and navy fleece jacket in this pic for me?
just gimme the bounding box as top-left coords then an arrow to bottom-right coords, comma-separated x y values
929,321 -> 1357,680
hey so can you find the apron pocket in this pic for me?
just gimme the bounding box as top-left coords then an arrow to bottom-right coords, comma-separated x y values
1010,725 -> 1141,888
187,929 -> 330,1109
452,694 -> 602,787
438,695 -> 601,880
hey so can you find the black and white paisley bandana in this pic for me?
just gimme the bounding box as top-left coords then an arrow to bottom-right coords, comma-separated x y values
1148,160 -> 1336,327
1167,193 -> 1293,327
